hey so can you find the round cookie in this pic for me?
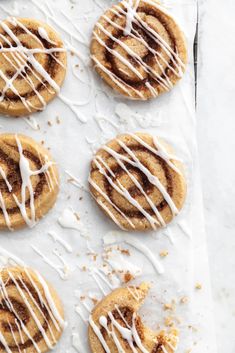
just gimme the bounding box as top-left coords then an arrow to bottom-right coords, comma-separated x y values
90,0 -> 187,100
88,283 -> 179,353
89,132 -> 187,231
0,133 -> 59,230
0,17 -> 67,117
0,266 -> 65,353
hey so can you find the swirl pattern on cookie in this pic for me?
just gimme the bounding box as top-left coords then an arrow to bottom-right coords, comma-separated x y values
91,0 -> 187,100
89,283 -> 179,353
0,17 -> 67,116
89,133 -> 186,231
0,134 -> 59,231
0,267 -> 65,353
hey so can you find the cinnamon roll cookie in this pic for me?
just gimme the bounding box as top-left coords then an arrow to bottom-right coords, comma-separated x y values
89,283 -> 179,353
0,17 -> 67,117
0,133 -> 59,231
0,266 -> 65,353
89,133 -> 186,231
91,0 -> 187,100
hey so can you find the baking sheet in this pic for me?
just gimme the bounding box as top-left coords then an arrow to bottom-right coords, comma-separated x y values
0,0 -> 216,352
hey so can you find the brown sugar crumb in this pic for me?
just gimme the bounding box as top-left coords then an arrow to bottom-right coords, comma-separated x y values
195,283 -> 202,290
124,272 -> 134,283
118,247 -> 130,256
159,250 -> 169,258
80,296 -> 85,301
47,121 -> 52,127
164,316 -> 174,327
180,296 -> 189,304
163,300 -> 176,312
188,325 -> 198,333
74,213 -> 80,221
79,197 -> 83,201
93,254 -> 98,262
81,266 -> 87,272
91,298 -> 98,306
75,64 -> 79,68
56,116 -> 61,124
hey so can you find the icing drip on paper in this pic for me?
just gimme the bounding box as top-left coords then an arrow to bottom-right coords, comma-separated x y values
31,245 -> 70,280
0,246 -> 25,266
90,267 -> 120,296
58,208 -> 89,238
90,133 -> 180,230
65,170 -> 88,192
104,231 -> 164,275
72,332 -> 86,353
23,116 -> 40,131
48,231 -> 73,253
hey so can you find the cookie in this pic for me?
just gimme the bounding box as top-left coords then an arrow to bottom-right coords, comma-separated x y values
0,266 -> 65,353
89,132 -> 187,231
89,283 -> 179,353
91,0 -> 187,100
0,133 -> 59,230
0,17 -> 67,117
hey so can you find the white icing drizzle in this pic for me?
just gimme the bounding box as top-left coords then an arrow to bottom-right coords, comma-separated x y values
75,306 -> 88,324
58,208 -> 89,238
0,332 -> 11,353
0,245 -> 25,266
103,232 -> 164,275
31,245 -> 69,280
0,166 -> 12,192
0,267 -> 66,353
117,138 -> 179,216
38,26 -> 56,45
48,231 -> 73,253
23,116 -> 40,131
89,316 -> 111,353
72,332 -> 86,353
163,228 -> 175,245
0,16 -> 90,122
8,271 -> 54,350
52,249 -> 71,279
35,270 -> 66,329
105,250 -> 142,280
65,170 -> 88,192
0,191 -> 12,230
92,0 -> 185,98
12,135 -> 52,228
0,17 -> 63,109
91,133 -> 180,230
177,220 -> 192,239
91,309 -> 151,353
24,268 -> 61,331
124,0 -> 141,35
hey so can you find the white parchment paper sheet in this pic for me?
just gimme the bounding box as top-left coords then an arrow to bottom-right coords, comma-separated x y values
0,0 -> 216,352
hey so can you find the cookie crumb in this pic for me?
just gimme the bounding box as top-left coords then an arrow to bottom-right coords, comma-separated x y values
160,250 -> 169,258
180,296 -> 189,304
195,283 -> 202,290
124,272 -> 134,283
